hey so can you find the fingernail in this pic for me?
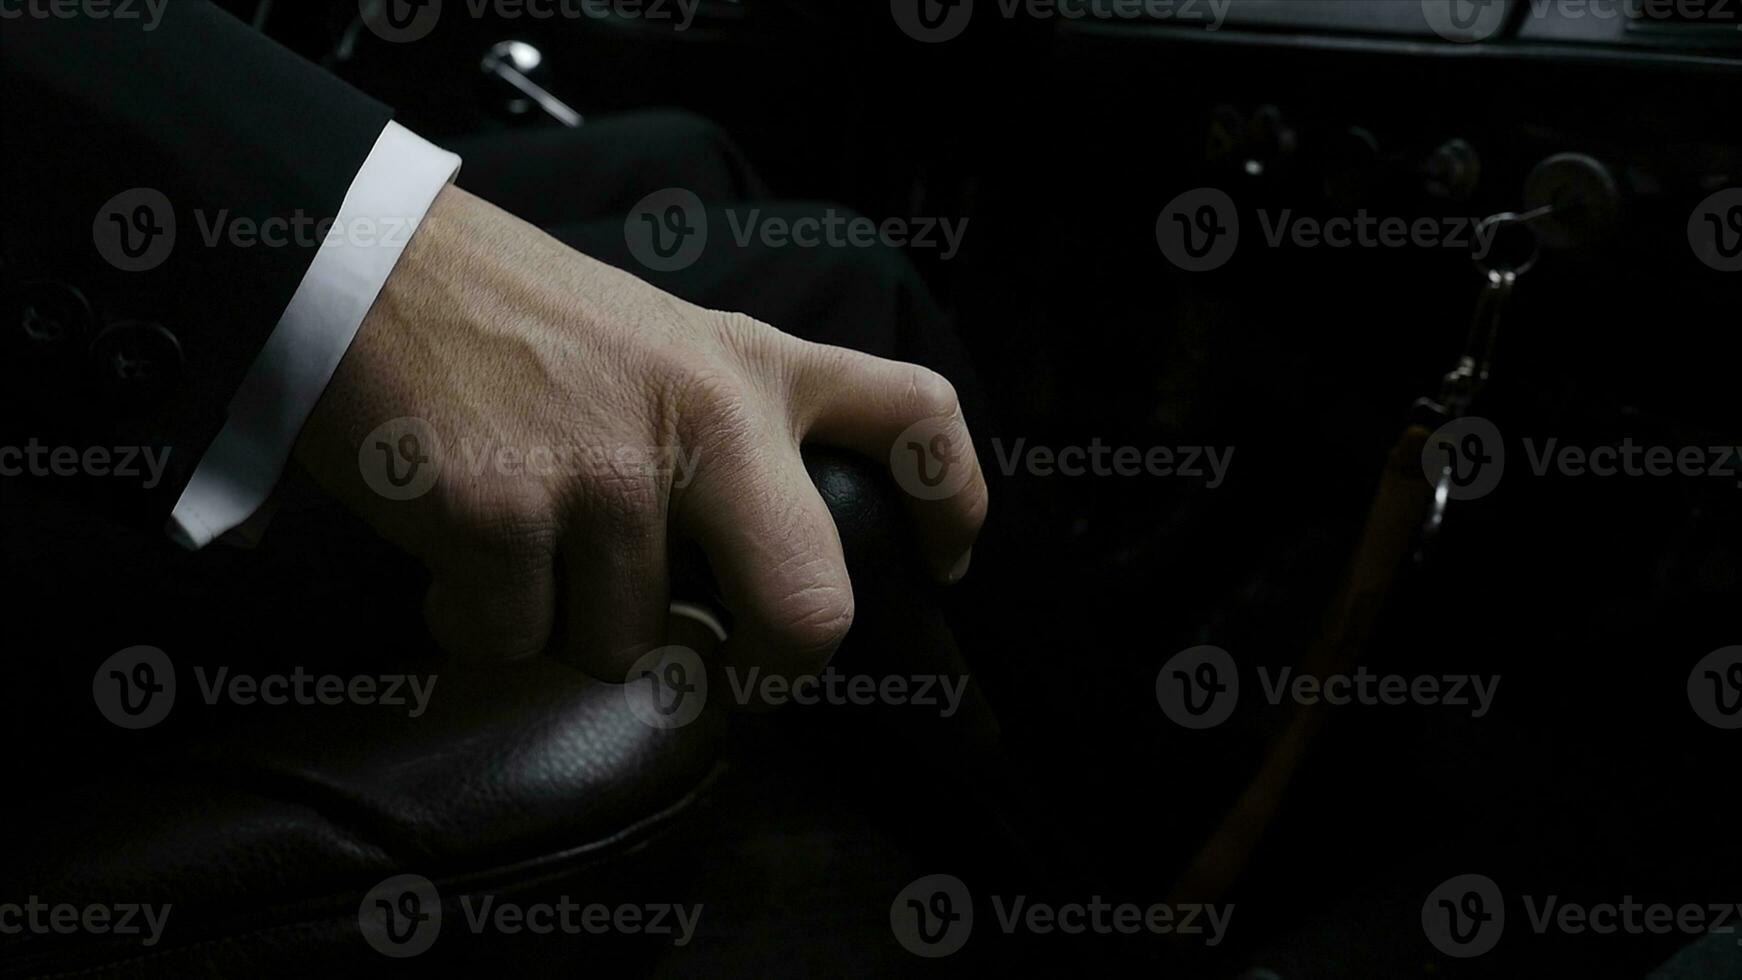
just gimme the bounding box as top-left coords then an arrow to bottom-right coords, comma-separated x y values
947,548 -> 973,584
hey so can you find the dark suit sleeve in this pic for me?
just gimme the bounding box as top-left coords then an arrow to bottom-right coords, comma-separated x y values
0,1 -> 393,523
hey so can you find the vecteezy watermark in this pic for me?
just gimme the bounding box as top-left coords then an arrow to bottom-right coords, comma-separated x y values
1422,418 -> 1742,501
890,0 -> 1232,43
0,440 -> 171,488
888,425 -> 1236,501
724,667 -> 970,717
191,210 -> 419,251
624,645 -> 710,730
452,439 -> 701,489
1252,210 -> 1501,258
721,209 -> 968,261
359,417 -> 443,501
1516,0 -> 1742,31
91,647 -> 438,729
889,875 -> 1232,957
93,189 -> 428,272
356,417 -> 701,502
1517,433 -> 1742,488
357,874 -> 701,957
891,875 -> 974,958
1156,645 -> 1501,729
624,188 -> 968,272
360,0 -> 706,43
889,418 -> 978,502
1422,874 -> 1507,958
890,0 -> 975,42
360,874 -> 442,957
623,646 -> 971,729
1427,0 -> 1742,45
93,188 -> 175,272
1156,189 -> 1504,272
1423,874 -> 1742,958
1624,0 -> 1742,24
1155,189 -> 1239,273
1688,646 -> 1742,728
624,188 -> 709,272
989,438 -> 1234,488
1421,0 -> 1511,43
0,897 -> 172,948
0,0 -> 168,31
92,646 -> 176,730
1423,417 -> 1506,502
191,666 -> 437,718
1691,188 -> 1742,272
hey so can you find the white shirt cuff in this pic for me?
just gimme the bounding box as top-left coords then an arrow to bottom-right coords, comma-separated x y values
167,121 -> 460,550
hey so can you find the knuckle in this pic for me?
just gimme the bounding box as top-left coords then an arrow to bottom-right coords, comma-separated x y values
708,310 -> 794,373
904,365 -> 961,421
709,309 -> 778,344
443,480 -> 560,567
771,582 -> 857,659
664,364 -> 760,454
580,460 -> 666,529
797,341 -> 859,388
669,361 -> 744,414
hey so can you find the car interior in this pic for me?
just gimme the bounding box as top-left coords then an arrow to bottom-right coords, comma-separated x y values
6,0 -> 1742,976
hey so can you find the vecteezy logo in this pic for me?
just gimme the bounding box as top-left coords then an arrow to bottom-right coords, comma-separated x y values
1421,0 -> 1509,44
1688,646 -> 1742,729
1156,645 -> 1239,729
1690,189 -> 1742,272
92,645 -> 176,729
1422,874 -> 1504,958
359,417 -> 443,501
889,417 -> 976,501
1422,417 -> 1505,502
890,874 -> 973,957
624,645 -> 709,729
359,874 -> 442,957
891,0 -> 973,42
625,188 -> 708,273
360,0 -> 442,43
1156,189 -> 1240,272
93,188 -> 176,272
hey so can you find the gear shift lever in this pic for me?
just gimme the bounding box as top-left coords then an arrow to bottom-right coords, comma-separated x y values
480,41 -> 583,128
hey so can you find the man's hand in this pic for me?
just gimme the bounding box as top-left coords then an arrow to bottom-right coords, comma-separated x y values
294,185 -> 987,680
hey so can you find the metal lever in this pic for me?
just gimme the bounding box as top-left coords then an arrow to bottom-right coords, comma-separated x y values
481,41 -> 583,128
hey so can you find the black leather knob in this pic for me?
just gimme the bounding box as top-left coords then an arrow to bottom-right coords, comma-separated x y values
660,448 -> 918,648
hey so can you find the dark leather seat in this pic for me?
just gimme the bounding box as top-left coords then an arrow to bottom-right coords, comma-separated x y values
0,452 -> 934,978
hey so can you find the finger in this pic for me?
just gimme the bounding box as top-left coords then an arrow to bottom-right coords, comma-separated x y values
794,349 -> 988,583
423,537 -> 558,664
674,432 -> 855,686
555,486 -> 672,682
